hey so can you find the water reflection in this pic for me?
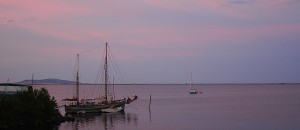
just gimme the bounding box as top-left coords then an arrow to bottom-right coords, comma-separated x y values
61,112 -> 138,130
149,107 -> 152,125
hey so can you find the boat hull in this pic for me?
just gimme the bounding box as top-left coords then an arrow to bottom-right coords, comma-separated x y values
189,91 -> 198,94
65,101 -> 126,114
101,106 -> 124,113
189,89 -> 198,94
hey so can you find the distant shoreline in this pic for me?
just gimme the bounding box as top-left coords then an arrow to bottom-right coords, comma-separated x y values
26,83 -> 300,86
10,78 -> 300,86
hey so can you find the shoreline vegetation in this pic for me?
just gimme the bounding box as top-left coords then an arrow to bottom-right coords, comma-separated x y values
0,87 -> 72,129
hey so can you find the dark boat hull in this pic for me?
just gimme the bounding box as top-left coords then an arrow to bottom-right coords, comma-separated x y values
65,101 -> 125,114
189,91 -> 198,94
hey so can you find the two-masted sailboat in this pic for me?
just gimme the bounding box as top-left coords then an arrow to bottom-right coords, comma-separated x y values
62,43 -> 137,114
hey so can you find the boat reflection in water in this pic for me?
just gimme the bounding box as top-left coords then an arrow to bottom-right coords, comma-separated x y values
61,112 -> 138,130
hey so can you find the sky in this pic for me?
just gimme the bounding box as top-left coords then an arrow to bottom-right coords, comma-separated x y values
0,0 -> 300,84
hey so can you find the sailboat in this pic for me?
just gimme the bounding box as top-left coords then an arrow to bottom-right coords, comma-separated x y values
189,72 -> 198,94
62,43 -> 137,114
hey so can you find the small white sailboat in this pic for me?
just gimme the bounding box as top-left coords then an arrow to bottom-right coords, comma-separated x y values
189,72 -> 198,94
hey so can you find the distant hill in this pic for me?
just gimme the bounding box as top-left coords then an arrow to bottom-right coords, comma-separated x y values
18,78 -> 76,84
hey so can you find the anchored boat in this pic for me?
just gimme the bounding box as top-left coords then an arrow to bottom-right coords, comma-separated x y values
189,72 -> 199,94
62,43 -> 137,114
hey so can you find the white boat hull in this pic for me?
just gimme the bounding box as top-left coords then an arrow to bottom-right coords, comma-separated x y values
101,106 -> 124,113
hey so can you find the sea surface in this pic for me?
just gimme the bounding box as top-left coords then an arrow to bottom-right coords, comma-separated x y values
34,84 -> 300,130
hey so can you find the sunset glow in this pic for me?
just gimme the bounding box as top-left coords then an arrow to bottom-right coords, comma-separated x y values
1,0 -> 300,83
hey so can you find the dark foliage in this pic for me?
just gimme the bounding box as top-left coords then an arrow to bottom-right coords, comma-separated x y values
0,88 -> 63,129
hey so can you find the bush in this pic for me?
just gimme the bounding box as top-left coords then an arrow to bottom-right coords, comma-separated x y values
0,88 -> 62,129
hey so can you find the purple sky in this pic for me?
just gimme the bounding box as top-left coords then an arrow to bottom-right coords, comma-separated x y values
1,0 -> 300,83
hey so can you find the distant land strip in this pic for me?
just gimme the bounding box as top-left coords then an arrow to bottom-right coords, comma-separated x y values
14,78 -> 300,85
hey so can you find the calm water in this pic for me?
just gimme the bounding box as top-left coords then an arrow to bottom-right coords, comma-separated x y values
34,84 -> 300,130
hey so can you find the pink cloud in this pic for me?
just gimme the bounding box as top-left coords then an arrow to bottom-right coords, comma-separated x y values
0,0 -> 100,42
0,0 -> 96,20
1,0 -> 299,59
143,0 -> 300,20
143,0 -> 191,12
0,0 -> 145,43
143,0 -> 248,19
116,22 -> 300,48
206,23 -> 300,42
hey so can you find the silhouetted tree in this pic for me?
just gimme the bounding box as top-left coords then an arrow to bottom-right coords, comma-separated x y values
0,88 -> 62,129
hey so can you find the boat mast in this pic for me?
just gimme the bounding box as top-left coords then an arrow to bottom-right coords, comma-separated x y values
104,42 -> 108,101
190,72 -> 192,89
113,76 -> 115,100
32,73 -> 34,85
76,54 -> 80,104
